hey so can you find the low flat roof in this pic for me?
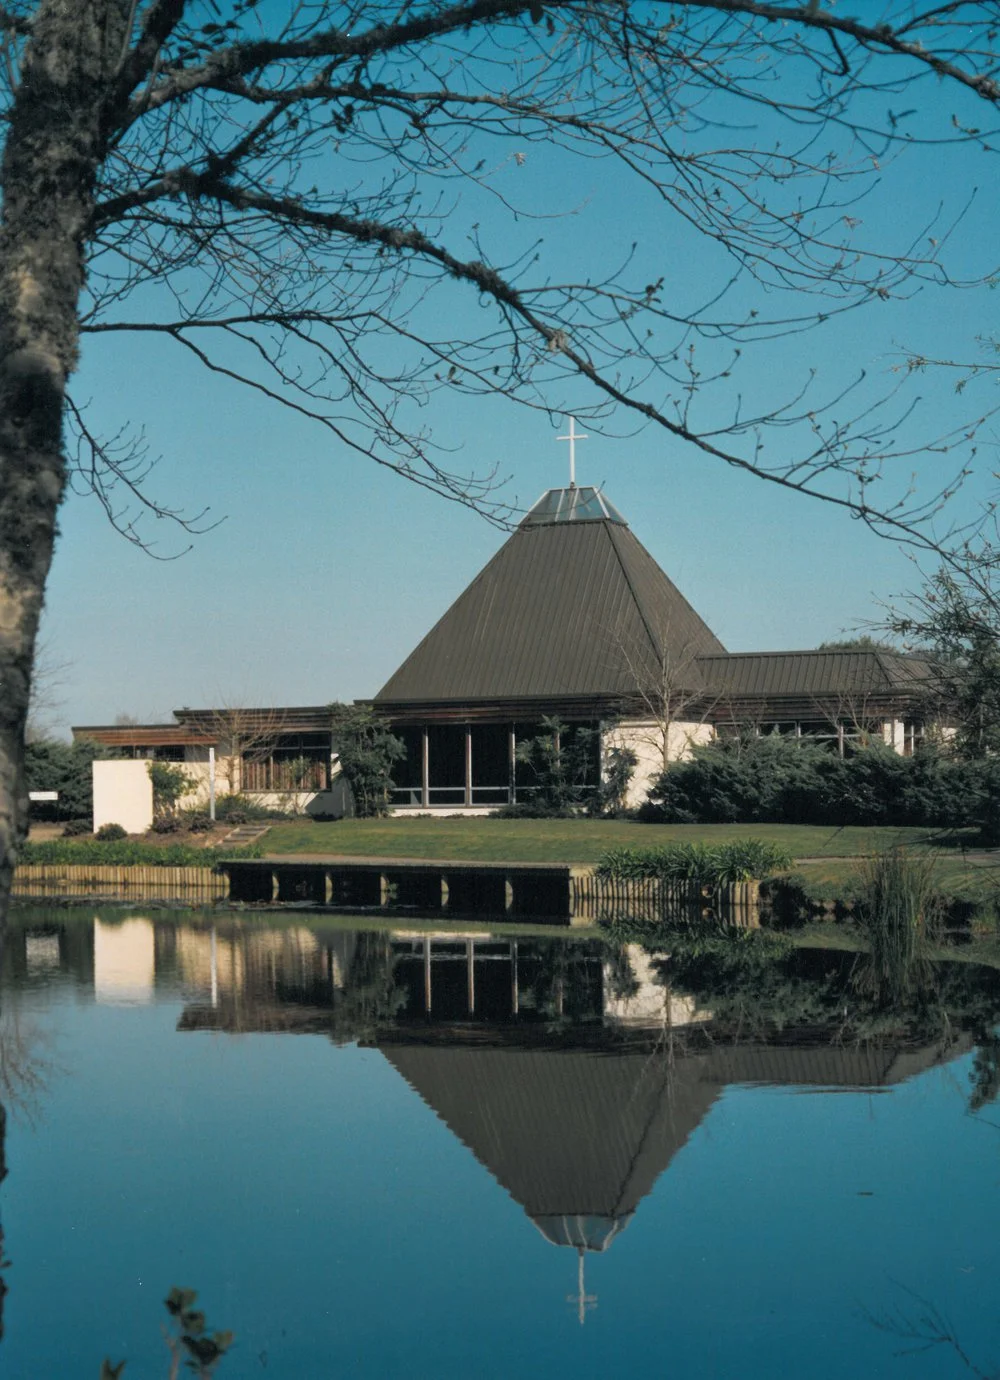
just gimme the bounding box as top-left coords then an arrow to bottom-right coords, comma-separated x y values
72,724 -> 214,746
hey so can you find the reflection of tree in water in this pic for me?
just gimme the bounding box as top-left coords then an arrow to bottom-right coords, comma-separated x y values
518,941 -> 605,1030
866,1284 -> 1000,1380
625,925 -> 1000,1116
968,1030 -> 1000,1115
0,984 -> 54,1344
330,931 -> 407,1045
602,943 -> 640,1005
0,1003 -> 51,1126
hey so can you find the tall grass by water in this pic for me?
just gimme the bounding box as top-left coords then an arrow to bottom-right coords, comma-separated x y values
854,848 -> 941,1002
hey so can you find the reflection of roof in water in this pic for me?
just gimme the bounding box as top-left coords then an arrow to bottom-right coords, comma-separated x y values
380,1045 -> 721,1237
696,1038 -> 967,1089
532,1212 -> 633,1252
379,1035 -> 968,1250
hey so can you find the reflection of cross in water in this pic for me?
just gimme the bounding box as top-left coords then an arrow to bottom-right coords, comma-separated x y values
567,1247 -> 597,1326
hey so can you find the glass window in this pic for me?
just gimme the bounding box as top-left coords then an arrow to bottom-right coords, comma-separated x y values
471,725 -> 510,788
242,732 -> 330,792
427,725 -> 466,790
390,727 -> 423,790
903,719 -> 925,757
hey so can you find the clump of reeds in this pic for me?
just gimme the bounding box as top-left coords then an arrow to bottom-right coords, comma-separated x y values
595,839 -> 792,887
853,848 -> 941,1004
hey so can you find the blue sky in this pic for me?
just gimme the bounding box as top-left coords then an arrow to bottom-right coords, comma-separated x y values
39,10 -> 1000,736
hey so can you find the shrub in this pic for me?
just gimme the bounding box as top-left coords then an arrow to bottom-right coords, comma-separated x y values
21,839 -> 265,866
643,735 -> 991,832
713,839 -> 795,883
25,736 -> 114,821
95,823 -> 127,841
213,794 -> 288,822
330,704 -> 406,818
974,759 -> 1000,846
148,761 -> 196,819
592,742 -> 638,817
494,799 -> 576,819
187,814 -> 214,833
643,734 -> 836,824
151,815 -> 182,834
61,818 -> 92,837
513,717 -> 601,815
596,839 -> 792,887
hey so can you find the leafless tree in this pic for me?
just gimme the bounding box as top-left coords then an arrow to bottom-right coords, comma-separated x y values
3,1 -> 1000,914
24,636 -> 70,742
193,703 -> 285,794
612,619 -> 719,775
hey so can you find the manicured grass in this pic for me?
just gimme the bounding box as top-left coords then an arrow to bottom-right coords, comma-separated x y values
263,817 -> 953,864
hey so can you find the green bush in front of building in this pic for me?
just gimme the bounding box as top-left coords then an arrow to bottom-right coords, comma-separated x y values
641,735 -> 989,834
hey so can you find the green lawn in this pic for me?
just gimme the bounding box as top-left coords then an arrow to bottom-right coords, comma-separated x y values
263,817 -> 955,864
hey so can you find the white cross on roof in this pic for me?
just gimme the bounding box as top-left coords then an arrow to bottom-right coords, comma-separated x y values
557,416 -> 588,488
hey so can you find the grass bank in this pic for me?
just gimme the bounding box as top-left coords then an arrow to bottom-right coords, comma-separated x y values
767,854 -> 1000,921
262,817 -> 952,863
19,839 -> 264,866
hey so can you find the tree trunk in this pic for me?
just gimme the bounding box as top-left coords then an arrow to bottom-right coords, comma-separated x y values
0,1094 -> 6,1340
0,0 -> 124,920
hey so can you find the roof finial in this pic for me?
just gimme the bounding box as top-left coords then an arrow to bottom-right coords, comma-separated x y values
557,416 -> 587,489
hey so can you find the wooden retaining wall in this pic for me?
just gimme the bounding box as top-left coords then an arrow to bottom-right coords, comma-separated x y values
12,865 -> 227,902
11,862 -> 762,925
569,875 -> 760,926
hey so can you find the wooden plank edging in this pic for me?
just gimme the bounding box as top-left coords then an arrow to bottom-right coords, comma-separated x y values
12,864 -> 227,898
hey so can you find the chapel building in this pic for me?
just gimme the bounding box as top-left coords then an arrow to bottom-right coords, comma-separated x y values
73,483 -> 938,815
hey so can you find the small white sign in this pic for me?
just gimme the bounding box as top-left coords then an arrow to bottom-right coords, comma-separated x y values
29,791 -> 59,801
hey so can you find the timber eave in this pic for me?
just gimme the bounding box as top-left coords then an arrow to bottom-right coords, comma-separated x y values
366,694 -> 640,725
703,690 -> 930,723
72,723 -> 216,747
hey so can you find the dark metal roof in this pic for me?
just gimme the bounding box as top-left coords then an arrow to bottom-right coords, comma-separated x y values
374,513 -> 725,705
695,649 -> 937,702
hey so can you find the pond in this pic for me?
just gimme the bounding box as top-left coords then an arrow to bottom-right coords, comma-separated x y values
1,907 -> 999,1379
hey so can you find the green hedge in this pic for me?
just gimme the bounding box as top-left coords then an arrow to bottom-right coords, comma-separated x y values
642,736 -> 1000,837
19,840 -> 264,867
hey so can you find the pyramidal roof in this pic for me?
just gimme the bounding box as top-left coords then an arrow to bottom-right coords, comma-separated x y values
374,486 -> 725,705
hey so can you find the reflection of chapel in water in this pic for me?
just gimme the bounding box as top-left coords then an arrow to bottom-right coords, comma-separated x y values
7,917 -> 971,1320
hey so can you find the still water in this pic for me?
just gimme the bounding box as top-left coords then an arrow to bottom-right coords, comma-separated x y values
1,907 -> 999,1378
